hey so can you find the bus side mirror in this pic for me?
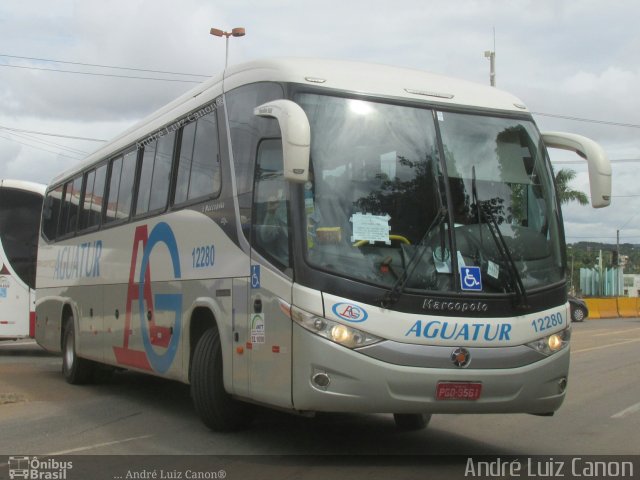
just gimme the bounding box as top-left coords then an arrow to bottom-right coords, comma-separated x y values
541,131 -> 612,208
254,100 -> 310,183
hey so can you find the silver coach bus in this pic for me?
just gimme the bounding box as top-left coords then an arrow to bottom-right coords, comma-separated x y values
36,58 -> 611,431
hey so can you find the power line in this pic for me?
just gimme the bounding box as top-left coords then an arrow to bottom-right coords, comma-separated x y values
0,53 -> 211,78
4,130 -> 89,155
619,213 -> 639,230
0,125 -> 107,142
0,134 -> 83,160
569,234 -> 635,238
1,56 -> 639,132
0,63 -> 202,84
2,54 -> 639,165
0,53 -> 638,131
531,111 -> 640,129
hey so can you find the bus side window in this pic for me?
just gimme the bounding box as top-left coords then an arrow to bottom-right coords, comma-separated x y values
91,164 -> 107,227
136,131 -> 175,216
191,114 -> 220,199
136,141 -> 155,215
80,164 -> 107,230
116,150 -> 137,220
174,122 -> 196,205
80,169 -> 96,230
174,109 -> 220,205
226,84 -> 285,243
42,185 -> 63,241
252,139 -> 290,270
226,83 -> 284,196
105,151 -> 136,224
58,176 -> 82,237
104,156 -> 123,224
149,132 -> 175,211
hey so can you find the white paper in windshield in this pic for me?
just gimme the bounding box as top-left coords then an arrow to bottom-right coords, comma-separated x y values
488,260 -> 500,279
351,213 -> 391,244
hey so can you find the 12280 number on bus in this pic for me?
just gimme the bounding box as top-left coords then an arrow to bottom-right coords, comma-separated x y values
192,245 -> 215,269
531,312 -> 564,333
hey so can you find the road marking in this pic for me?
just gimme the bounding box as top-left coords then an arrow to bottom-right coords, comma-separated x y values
572,337 -> 640,354
46,434 -> 153,455
593,327 -> 640,337
612,402 -> 640,419
0,339 -> 37,346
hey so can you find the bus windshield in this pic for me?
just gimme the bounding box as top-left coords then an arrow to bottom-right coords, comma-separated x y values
0,187 -> 43,289
298,93 -> 564,295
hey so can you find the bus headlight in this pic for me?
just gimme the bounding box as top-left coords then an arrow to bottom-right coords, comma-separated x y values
291,306 -> 383,349
526,327 -> 571,356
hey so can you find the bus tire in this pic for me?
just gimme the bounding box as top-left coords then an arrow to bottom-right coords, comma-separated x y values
393,413 -> 431,431
191,328 -> 252,431
62,318 -> 94,385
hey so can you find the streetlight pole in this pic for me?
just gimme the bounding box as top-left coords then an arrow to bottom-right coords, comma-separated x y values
210,27 -> 246,68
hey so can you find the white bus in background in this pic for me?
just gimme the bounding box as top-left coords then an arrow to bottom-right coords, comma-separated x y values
0,179 -> 45,340
36,58 -> 611,431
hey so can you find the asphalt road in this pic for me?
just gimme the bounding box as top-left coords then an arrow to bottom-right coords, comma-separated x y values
0,318 -> 639,457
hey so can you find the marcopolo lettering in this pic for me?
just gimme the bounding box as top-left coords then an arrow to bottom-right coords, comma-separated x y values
53,240 -> 102,280
422,298 -> 489,313
405,319 -> 512,342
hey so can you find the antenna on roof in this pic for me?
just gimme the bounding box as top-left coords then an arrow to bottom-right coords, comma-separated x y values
484,27 -> 496,87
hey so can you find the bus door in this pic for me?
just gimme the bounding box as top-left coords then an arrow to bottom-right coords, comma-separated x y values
246,139 -> 294,408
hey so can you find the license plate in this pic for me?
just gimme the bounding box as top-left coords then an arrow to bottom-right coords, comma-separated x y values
436,382 -> 482,400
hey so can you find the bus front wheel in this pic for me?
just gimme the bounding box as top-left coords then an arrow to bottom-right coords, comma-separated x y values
393,413 -> 431,431
62,318 -> 94,384
191,328 -> 253,431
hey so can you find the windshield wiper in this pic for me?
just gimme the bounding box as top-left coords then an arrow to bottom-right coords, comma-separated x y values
472,167 -> 529,308
378,207 -> 447,308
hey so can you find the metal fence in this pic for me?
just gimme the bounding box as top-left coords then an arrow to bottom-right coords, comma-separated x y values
580,267 -> 624,296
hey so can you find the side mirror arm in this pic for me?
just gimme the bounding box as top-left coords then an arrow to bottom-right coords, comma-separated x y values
542,131 -> 612,208
254,100 -> 311,183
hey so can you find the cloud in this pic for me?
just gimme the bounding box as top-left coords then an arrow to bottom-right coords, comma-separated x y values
0,0 -> 638,245
0,0 -> 222,122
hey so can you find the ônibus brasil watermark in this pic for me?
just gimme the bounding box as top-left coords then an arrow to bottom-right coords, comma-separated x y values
136,98 -> 223,150
8,456 -> 73,479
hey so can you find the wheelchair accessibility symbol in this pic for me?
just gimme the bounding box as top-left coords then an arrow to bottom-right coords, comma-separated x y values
251,265 -> 261,289
460,266 -> 482,291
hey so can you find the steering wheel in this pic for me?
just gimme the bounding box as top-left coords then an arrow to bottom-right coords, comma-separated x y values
451,225 -> 482,259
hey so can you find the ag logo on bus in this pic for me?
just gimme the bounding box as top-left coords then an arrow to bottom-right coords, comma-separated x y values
113,222 -> 182,374
332,303 -> 368,323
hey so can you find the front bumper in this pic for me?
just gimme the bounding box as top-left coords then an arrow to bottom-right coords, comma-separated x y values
292,324 -> 569,414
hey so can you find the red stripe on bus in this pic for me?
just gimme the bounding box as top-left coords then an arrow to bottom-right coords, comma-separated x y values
29,312 -> 36,338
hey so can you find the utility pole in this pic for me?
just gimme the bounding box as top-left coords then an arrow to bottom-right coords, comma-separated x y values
598,249 -> 603,296
484,27 -> 496,87
616,229 -> 620,295
569,246 -> 575,295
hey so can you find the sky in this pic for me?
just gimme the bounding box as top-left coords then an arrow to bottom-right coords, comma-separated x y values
1,0 -> 639,245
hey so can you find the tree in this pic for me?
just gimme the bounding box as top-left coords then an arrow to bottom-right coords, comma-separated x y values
554,168 -> 589,206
